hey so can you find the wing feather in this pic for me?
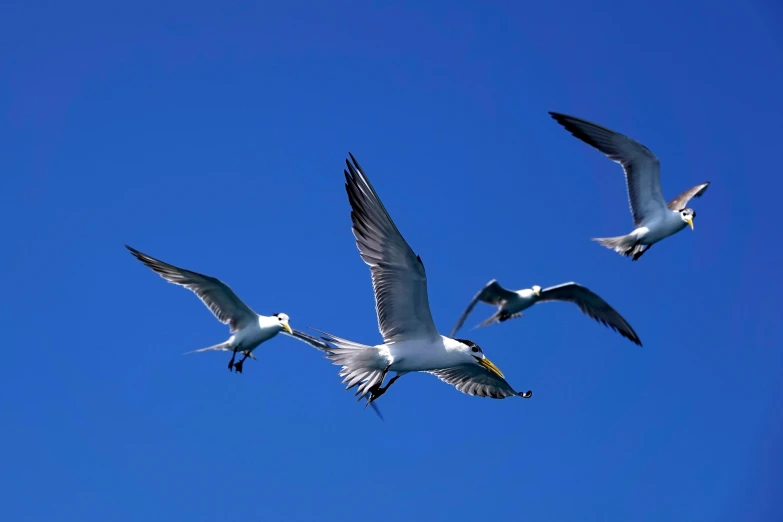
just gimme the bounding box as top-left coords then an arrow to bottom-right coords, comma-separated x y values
538,282 -> 642,346
549,112 -> 666,226
343,154 -> 440,343
667,182 -> 710,210
428,364 -> 531,399
449,280 -> 518,337
126,245 -> 257,333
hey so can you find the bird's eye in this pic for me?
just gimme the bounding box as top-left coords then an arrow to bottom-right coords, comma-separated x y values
471,346 -> 479,353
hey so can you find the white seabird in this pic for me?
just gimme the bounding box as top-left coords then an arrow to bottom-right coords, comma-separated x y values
126,245 -> 296,373
314,154 -> 532,408
549,112 -> 710,260
449,279 -> 642,346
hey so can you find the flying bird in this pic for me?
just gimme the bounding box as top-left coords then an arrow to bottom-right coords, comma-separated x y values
314,154 -> 532,409
549,112 -> 710,260
450,279 -> 642,346
126,245 -> 294,374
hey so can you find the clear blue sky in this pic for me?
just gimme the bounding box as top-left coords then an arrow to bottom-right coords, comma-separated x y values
2,1 -> 782,520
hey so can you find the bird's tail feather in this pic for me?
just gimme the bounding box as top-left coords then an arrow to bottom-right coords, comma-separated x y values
591,234 -> 644,258
310,328 -> 387,401
184,340 -> 248,357
475,310 -> 522,329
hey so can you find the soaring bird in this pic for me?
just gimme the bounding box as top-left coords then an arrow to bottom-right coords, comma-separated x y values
450,279 -> 641,346
549,112 -> 709,260
126,245 -> 294,374
314,154 -> 532,409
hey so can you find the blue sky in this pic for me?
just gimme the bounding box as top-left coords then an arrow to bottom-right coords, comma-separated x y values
2,0 -> 782,520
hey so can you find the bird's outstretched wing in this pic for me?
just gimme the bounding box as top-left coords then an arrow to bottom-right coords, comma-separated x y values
449,280 -> 519,336
126,245 -> 257,333
343,154 -> 440,343
538,282 -> 642,346
428,365 -> 532,399
549,112 -> 666,226
667,182 -> 710,210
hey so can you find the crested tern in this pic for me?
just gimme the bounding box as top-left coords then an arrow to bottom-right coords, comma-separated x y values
314,154 -> 532,408
450,279 -> 642,346
549,112 -> 710,260
126,245 -> 294,373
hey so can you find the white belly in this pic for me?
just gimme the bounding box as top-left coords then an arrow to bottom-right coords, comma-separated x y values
386,337 -> 463,372
502,295 -> 534,315
635,212 -> 686,245
233,322 -> 278,352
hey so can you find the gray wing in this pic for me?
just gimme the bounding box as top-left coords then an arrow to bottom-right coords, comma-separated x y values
126,245 -> 257,333
428,365 -> 532,399
344,154 -> 440,343
668,182 -> 710,210
283,328 -> 334,354
449,279 -> 519,337
538,282 -> 642,346
549,112 -> 666,226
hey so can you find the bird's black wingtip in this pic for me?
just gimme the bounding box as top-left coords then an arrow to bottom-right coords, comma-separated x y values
125,244 -> 144,258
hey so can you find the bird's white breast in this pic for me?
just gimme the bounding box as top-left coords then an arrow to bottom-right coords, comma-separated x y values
386,337 -> 465,372
233,316 -> 279,350
636,211 -> 686,244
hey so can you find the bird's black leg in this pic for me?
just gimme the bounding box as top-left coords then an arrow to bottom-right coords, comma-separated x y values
233,352 -> 250,374
228,347 -> 238,371
360,365 -> 389,403
366,368 -> 401,407
632,244 -> 653,261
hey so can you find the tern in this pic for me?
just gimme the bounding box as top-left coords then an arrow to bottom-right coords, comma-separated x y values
314,154 -> 532,409
549,112 -> 709,260
126,245 -> 295,374
450,279 -> 641,346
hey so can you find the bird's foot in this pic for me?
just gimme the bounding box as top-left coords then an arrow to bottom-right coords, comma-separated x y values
519,390 -> 533,398
228,348 -> 238,371
233,360 -> 244,374
365,375 -> 400,407
498,312 -> 521,323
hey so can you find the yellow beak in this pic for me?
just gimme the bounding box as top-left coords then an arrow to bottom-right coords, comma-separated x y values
281,322 -> 293,335
477,357 -> 505,379
533,289 -> 540,296
686,217 -> 694,230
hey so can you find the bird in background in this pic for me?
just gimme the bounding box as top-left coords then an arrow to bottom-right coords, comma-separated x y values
126,245 -> 303,374
312,154 -> 533,410
549,111 -> 710,261
449,279 -> 642,346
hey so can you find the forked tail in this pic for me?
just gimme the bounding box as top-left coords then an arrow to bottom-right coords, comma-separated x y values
592,234 -> 647,260
184,340 -> 248,357
476,310 -> 522,328
310,328 -> 388,402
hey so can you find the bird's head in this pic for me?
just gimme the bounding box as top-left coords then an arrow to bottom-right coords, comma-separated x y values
680,208 -> 696,230
531,285 -> 542,296
454,339 -> 505,379
273,313 -> 293,334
